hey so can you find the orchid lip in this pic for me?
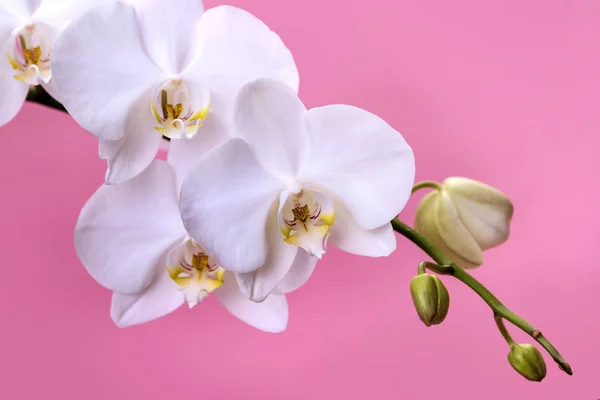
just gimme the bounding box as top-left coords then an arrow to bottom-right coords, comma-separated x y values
150,77 -> 210,140
278,187 -> 335,258
7,23 -> 54,85
166,239 -> 225,308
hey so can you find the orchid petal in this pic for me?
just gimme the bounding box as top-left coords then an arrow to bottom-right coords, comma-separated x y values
51,0 -> 163,141
75,160 -> 186,294
185,5 -> 298,94
33,0 -> 105,30
104,91 -> 162,184
235,218 -> 298,302
182,6 -> 299,150
133,0 -> 204,74
0,6 -> 18,36
274,248 -> 318,294
0,9 -> 26,127
2,0 -> 41,16
0,59 -> 28,127
216,272 -> 288,333
300,105 -> 415,230
234,78 -> 308,179
166,119 -> 229,189
166,75 -> 229,187
98,138 -> 122,161
329,201 -> 396,257
111,268 -> 184,328
180,138 -> 283,273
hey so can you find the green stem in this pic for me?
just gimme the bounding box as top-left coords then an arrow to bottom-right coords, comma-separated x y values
391,217 -> 572,375
412,180 -> 442,194
26,86 -> 67,113
494,313 -> 516,347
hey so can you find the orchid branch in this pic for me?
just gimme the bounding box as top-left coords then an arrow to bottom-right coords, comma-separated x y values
26,86 -> 67,113
390,217 -> 572,376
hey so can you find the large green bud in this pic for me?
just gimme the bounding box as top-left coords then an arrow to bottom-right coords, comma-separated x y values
507,344 -> 547,382
414,178 -> 514,269
409,273 -> 450,327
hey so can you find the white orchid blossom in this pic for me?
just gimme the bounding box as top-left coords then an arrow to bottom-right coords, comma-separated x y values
0,0 -> 101,126
51,0 -> 298,184
179,78 -> 415,302
74,159 -> 289,331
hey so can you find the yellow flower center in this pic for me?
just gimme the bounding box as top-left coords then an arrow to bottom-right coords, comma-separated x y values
167,241 -> 225,308
278,189 -> 335,259
151,78 -> 210,139
6,25 -> 53,85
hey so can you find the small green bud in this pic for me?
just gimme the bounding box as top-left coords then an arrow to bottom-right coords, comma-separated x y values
507,344 -> 547,382
409,273 -> 450,327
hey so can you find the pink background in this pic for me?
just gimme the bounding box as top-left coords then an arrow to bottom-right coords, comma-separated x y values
1,0 -> 598,398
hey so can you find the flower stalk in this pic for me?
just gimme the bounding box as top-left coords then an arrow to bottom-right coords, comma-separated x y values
391,217 -> 572,376
411,180 -> 442,194
494,313 -> 516,347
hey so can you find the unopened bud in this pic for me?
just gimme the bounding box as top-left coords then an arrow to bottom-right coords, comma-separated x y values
507,344 -> 547,382
409,273 -> 449,327
414,177 -> 514,269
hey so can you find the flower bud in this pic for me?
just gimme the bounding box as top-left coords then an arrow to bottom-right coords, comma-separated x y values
507,344 -> 547,382
414,177 -> 514,269
409,274 -> 449,327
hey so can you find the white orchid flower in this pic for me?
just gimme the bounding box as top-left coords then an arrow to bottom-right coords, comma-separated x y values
74,159 -> 289,331
179,79 -> 415,302
51,0 -> 298,184
0,0 -> 101,126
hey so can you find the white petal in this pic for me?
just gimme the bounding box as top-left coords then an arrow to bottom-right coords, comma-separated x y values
98,138 -> 122,160
216,272 -> 288,333
132,0 -> 203,74
185,5 -> 298,93
2,0 -> 41,16
329,201 -> 396,257
0,5 -> 19,34
236,217 -> 298,302
274,248 -> 318,294
75,160 -> 186,294
0,65 -> 28,128
0,10 -> 27,127
33,0 -> 104,30
105,91 -> 162,184
174,5 -> 300,181
300,105 -> 415,230
51,0 -> 163,140
167,114 -> 230,189
234,78 -> 308,179
180,138 -> 283,273
111,268 -> 184,328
